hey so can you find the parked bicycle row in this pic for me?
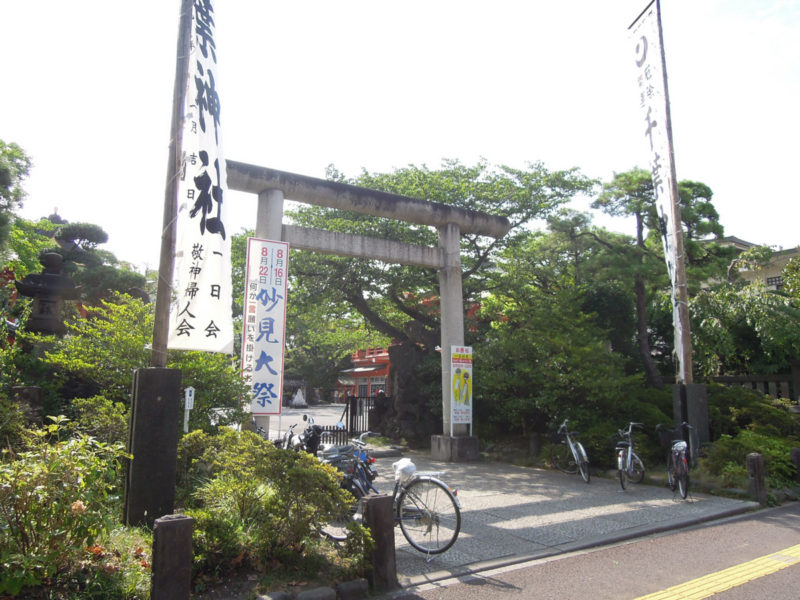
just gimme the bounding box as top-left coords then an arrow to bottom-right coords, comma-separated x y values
549,418 -> 699,499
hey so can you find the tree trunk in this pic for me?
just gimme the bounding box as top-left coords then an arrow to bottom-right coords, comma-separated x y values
378,343 -> 439,442
635,275 -> 664,388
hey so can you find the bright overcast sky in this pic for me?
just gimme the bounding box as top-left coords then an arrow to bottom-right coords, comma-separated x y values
1,1 -> 798,271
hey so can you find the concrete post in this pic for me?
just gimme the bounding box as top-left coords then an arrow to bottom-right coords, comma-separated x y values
124,368 -> 182,527
251,189 -> 285,438
151,514 -> 193,600
362,495 -> 397,592
746,452 -> 768,505
437,223 -> 465,438
673,383 -> 710,446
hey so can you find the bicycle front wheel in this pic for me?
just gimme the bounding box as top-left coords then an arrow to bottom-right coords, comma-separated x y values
629,454 -> 645,484
576,443 -> 590,483
676,456 -> 690,499
551,442 -> 577,474
397,477 -> 461,554
321,483 -> 363,542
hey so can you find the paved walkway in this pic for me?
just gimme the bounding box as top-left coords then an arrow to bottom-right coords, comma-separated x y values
369,450 -> 759,588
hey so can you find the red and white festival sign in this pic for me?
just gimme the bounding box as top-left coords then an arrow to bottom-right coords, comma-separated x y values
240,239 -> 289,416
450,346 -> 473,432
169,0 -> 234,353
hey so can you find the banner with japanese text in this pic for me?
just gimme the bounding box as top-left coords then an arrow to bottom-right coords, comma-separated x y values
241,238 -> 289,415
450,346 -> 473,426
168,0 -> 234,353
629,0 -> 686,375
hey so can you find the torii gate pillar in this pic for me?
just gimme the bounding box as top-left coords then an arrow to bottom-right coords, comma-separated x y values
432,222 -> 479,461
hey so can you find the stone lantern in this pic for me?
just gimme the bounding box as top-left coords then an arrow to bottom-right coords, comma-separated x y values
14,253 -> 79,335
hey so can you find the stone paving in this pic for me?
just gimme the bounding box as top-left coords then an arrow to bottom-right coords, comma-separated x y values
371,450 -> 759,587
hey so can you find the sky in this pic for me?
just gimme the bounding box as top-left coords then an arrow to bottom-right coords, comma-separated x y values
1,0 -> 799,272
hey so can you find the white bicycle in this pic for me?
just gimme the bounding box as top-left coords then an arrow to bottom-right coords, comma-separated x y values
550,419 -> 591,483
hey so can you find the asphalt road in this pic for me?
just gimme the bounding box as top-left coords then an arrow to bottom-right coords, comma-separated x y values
387,503 -> 800,600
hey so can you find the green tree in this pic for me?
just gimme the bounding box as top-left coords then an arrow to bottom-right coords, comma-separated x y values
593,169 -> 731,384
0,140 -> 32,252
592,169 -> 667,386
47,221 -> 147,304
26,294 -> 246,434
689,282 -> 800,376
286,159 -> 594,436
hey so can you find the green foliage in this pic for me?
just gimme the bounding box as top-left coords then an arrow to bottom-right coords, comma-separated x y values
4,217 -> 58,279
784,256 -> 800,298
71,394 -> 129,446
0,140 -> 32,251
178,429 -> 372,582
0,392 -> 26,449
706,384 -> 800,442
171,351 -> 248,433
0,418 -> 130,595
690,283 -> 800,375
27,295 -> 245,433
701,430 -> 797,489
34,295 -> 153,403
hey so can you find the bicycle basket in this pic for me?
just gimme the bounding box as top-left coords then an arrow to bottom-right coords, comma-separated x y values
550,431 -> 565,444
392,457 -> 417,483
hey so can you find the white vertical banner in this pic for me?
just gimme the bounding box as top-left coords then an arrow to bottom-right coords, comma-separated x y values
629,0 -> 686,376
450,345 -> 473,432
241,238 -> 289,416
168,0 -> 233,353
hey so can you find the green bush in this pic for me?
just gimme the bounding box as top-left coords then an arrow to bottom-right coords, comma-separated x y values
71,394 -> 129,446
0,392 -> 26,449
700,430 -> 798,489
707,384 -> 800,440
0,417 -> 130,596
178,429 -> 373,584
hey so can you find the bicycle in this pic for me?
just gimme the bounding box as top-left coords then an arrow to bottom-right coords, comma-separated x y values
320,432 -> 462,556
657,422 -> 696,499
615,422 -> 645,490
550,419 -> 591,483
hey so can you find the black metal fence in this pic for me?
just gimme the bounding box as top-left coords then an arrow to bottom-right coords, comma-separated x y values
318,396 -> 376,445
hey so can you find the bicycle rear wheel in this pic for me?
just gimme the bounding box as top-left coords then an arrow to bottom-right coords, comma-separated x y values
618,466 -> 628,490
397,477 -> 461,554
666,453 -> 677,491
576,442 -> 590,483
551,442 -> 577,474
630,454 -> 645,484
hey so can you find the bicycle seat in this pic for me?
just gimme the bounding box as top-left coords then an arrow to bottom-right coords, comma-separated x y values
568,431 -> 579,437
615,441 -> 631,448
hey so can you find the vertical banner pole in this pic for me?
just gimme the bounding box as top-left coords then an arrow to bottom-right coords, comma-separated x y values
629,0 -> 693,385
152,0 -> 193,368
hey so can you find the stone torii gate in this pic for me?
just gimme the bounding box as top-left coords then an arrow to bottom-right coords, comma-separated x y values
227,160 -> 510,460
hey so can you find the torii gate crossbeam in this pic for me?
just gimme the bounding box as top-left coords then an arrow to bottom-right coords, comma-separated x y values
227,160 -> 510,460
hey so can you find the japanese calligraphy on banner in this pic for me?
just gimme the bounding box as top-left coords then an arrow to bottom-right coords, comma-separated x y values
629,0 -> 685,374
450,346 -> 473,427
241,238 -> 289,416
168,0 -> 234,353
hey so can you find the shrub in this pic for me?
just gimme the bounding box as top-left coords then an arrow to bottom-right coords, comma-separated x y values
178,429 -> 373,584
0,417 -> 130,596
71,394 -> 129,446
700,430 -> 798,489
706,384 -> 800,441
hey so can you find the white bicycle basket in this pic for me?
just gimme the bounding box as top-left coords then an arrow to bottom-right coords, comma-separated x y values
392,457 -> 417,483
